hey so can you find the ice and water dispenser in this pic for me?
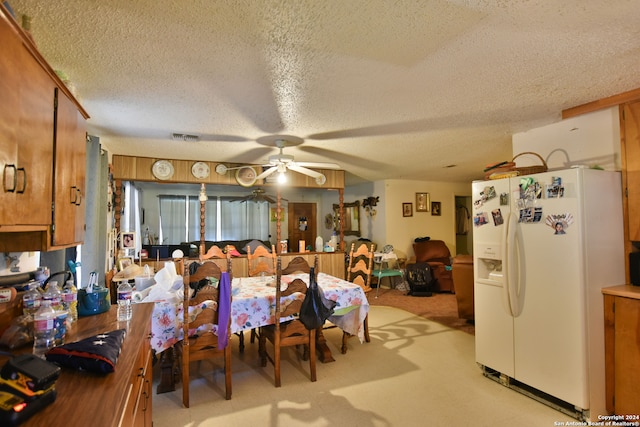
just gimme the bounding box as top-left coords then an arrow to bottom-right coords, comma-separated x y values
476,243 -> 503,285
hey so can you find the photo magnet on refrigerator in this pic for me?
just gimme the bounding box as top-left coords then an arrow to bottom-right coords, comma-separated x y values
545,213 -> 574,234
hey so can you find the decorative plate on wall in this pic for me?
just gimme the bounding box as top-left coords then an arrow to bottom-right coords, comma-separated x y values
191,161 -> 210,179
235,166 -> 258,187
152,160 -> 174,180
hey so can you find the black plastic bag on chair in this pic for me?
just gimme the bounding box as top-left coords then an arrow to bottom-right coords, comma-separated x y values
299,268 -> 337,330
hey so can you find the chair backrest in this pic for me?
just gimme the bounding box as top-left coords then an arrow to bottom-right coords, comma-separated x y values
274,258 -> 308,320
201,244 -> 225,261
347,242 -> 374,289
281,255 -> 319,275
248,244 -> 277,277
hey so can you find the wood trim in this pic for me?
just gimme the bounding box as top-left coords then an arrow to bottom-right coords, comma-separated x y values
112,154 -> 345,189
562,87 -> 640,119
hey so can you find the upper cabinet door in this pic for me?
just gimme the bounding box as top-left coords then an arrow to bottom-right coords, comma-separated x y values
623,101 -> 640,241
52,89 -> 87,247
0,15 -> 54,227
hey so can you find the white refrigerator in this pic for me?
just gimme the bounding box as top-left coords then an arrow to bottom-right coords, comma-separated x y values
472,168 -> 624,421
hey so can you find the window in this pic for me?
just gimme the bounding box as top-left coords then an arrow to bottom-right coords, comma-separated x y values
157,195 -> 269,244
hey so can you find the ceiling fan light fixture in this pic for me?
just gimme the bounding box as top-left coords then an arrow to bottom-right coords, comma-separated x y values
277,172 -> 287,183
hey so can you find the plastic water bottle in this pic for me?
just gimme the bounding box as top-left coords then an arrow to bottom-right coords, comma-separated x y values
22,281 -> 42,318
43,281 -> 62,312
62,279 -> 78,323
117,281 -> 133,321
33,299 -> 57,358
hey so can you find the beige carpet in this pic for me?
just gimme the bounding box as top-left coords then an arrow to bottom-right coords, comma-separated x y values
152,305 -> 561,426
368,287 -> 475,335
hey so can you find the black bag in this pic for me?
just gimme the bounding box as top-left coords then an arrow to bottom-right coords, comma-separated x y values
406,262 -> 437,297
299,268 -> 337,330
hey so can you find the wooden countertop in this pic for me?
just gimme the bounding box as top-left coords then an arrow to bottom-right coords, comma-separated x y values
601,284 -> 640,300
4,303 -> 154,427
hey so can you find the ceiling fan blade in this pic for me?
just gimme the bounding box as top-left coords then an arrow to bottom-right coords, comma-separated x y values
295,161 -> 341,170
287,164 -> 324,179
255,166 -> 278,180
229,196 -> 250,202
298,146 -> 387,169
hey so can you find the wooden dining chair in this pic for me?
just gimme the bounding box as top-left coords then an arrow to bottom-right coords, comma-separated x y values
200,244 -> 226,261
258,258 -> 317,387
247,244 -> 277,277
281,255 -> 318,275
342,242 -> 374,353
180,257 -> 233,407
243,244 -> 277,347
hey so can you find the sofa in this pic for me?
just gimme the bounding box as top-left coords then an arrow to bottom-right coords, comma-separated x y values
452,255 -> 474,321
410,239 -> 454,292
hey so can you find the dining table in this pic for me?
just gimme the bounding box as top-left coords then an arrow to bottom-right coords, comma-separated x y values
150,271 -> 369,393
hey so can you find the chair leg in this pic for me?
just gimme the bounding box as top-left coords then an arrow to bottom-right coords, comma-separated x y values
236,331 -> 245,353
258,331 -> 267,367
250,328 -> 257,343
309,329 -> 317,382
341,331 -> 349,354
224,345 -> 232,400
274,340 -> 281,388
364,314 -> 370,343
182,343 -> 190,408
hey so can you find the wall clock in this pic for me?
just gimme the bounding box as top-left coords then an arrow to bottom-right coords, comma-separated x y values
235,166 -> 258,187
152,160 -> 174,180
191,161 -> 210,179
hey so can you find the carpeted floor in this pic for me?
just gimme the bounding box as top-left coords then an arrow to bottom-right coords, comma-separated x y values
368,287 -> 475,335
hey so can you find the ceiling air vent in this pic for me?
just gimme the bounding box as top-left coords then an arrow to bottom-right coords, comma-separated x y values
171,133 -> 199,142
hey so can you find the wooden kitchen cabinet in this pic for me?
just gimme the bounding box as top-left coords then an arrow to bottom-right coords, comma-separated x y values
52,88 -> 87,247
0,5 -> 89,251
0,10 -> 55,229
602,285 -> 640,416
621,101 -> 640,242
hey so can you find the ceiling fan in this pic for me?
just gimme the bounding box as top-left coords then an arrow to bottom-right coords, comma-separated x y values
215,136 -> 340,186
229,188 -> 285,204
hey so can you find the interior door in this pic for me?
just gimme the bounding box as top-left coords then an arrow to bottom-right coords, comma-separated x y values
287,203 -> 316,253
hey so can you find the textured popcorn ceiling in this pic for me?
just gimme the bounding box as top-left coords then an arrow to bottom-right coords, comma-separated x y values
8,0 -> 640,183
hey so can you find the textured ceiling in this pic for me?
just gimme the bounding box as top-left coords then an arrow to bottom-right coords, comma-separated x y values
8,0 -> 640,184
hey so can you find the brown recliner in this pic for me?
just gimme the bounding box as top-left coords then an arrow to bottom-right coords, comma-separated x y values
411,240 -> 454,292
452,255 -> 474,322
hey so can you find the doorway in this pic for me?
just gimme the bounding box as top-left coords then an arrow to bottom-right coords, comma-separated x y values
454,196 -> 473,255
288,203 -> 317,253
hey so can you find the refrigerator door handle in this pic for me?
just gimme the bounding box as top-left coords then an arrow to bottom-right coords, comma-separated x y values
506,211 -> 526,317
501,211 -> 515,317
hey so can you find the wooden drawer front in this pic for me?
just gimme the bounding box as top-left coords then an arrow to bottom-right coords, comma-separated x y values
121,323 -> 152,427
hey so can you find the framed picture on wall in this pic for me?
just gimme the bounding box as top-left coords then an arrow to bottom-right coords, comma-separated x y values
270,207 -> 285,222
120,231 -> 135,249
416,192 -> 430,212
431,201 -> 441,216
402,202 -> 413,217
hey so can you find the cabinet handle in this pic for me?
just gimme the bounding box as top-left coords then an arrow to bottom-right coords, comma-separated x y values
75,187 -> 82,206
137,367 -> 144,378
70,186 -> 77,204
3,164 -> 16,192
16,167 -> 26,194
142,380 -> 150,411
